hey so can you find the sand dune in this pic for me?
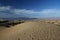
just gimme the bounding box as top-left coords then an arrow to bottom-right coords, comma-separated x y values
0,20 -> 60,40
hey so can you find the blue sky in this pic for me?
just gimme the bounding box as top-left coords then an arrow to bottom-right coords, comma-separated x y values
0,0 -> 60,18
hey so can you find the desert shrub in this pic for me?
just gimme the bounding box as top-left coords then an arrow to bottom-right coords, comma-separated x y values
0,20 -> 8,23
18,38 -> 20,40
47,22 -> 50,23
8,22 -> 15,26
51,22 -> 55,24
5,24 -> 10,27
0,20 -> 25,27
18,21 -> 24,24
57,24 -> 60,26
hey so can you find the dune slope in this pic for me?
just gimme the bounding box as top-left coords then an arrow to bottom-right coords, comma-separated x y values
0,21 -> 60,40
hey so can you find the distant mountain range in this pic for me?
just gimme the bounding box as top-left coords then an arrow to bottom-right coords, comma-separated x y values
1,17 -> 60,21
0,17 -> 37,20
41,17 -> 60,20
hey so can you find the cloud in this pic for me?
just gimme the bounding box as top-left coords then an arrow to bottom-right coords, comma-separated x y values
13,9 -> 60,15
0,6 -> 19,18
0,6 -> 11,11
0,6 -> 60,18
13,9 -> 41,14
0,6 -> 60,14
0,6 -> 40,14
40,9 -> 60,14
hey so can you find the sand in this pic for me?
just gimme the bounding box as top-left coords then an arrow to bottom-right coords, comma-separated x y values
0,20 -> 60,40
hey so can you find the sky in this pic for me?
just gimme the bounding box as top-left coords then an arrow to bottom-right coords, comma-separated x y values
0,0 -> 60,18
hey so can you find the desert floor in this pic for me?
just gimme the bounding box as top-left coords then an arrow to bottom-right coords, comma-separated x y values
0,20 -> 60,40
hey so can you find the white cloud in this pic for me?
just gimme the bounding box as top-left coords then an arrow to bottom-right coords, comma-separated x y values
0,6 -> 60,14
0,6 -> 11,11
0,6 -> 60,18
13,9 -> 60,14
40,9 -> 60,14
13,9 -> 40,14
0,6 -> 39,14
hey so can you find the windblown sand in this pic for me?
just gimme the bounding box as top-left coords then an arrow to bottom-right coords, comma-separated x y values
0,20 -> 60,40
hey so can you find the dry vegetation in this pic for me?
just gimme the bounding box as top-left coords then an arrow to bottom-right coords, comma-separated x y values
45,20 -> 60,26
0,20 -> 60,40
0,20 -> 24,27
